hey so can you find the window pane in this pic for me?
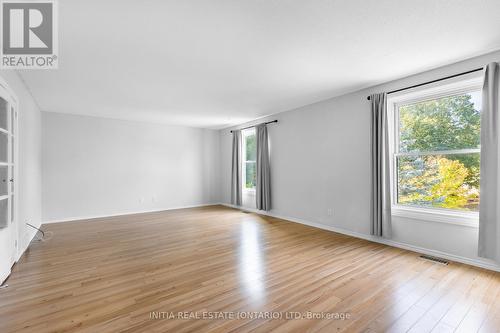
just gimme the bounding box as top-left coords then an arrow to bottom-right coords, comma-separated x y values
245,161 -> 256,189
0,98 -> 7,131
397,153 -> 480,211
0,166 -> 7,196
399,91 -> 481,153
0,132 -> 7,163
0,198 -> 7,227
245,134 -> 256,161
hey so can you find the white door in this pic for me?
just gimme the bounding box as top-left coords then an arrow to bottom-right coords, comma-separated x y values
0,83 -> 18,267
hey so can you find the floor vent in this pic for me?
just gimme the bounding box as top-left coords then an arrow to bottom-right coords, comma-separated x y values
242,211 -> 251,214
419,255 -> 449,265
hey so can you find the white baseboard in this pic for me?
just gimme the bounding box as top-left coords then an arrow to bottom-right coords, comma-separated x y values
17,225 -> 40,261
0,232 -> 33,285
220,203 -> 500,273
42,203 -> 218,224
0,267 -> 10,286
1,222 -> 45,285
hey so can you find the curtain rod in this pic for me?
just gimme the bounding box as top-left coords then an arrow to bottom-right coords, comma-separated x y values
366,67 -> 483,100
230,120 -> 278,133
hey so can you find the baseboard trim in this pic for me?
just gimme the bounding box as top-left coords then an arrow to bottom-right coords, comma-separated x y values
221,203 -> 500,273
42,203 -> 219,224
1,222 -> 50,285
0,268 -> 10,286
16,227 -> 38,262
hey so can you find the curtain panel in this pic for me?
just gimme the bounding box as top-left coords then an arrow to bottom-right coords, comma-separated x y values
479,62 -> 500,261
256,124 -> 271,211
370,93 -> 392,238
231,130 -> 242,206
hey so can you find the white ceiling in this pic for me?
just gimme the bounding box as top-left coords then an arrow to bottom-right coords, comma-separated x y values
18,0 -> 500,129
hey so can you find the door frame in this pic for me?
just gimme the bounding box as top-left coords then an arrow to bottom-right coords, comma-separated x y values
0,74 -> 19,268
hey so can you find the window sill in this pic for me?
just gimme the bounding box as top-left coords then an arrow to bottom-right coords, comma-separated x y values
391,205 -> 478,228
243,189 -> 256,196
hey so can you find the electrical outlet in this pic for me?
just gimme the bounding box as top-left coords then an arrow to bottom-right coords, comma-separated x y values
327,208 -> 333,216
152,196 -> 157,203
140,197 -> 145,203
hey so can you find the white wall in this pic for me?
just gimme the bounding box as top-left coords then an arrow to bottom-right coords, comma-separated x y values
0,71 -> 42,283
219,50 -> 500,271
42,112 -> 219,222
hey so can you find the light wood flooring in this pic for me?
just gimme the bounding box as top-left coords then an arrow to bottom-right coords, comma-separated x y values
1,205 -> 500,333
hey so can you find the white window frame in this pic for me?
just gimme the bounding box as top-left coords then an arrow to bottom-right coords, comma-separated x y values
387,73 -> 483,227
242,128 -> 256,194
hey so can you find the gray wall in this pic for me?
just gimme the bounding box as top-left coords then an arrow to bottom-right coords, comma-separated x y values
219,50 -> 500,269
4,48 -> 499,280
0,71 -> 42,282
42,112 -> 220,222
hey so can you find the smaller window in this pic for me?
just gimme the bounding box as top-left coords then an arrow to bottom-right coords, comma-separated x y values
242,128 -> 256,191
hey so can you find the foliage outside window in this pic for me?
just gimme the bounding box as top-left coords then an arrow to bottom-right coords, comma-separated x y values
395,90 -> 481,212
243,129 -> 256,190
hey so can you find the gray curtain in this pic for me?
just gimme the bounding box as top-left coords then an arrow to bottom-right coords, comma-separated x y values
370,93 -> 392,238
256,124 -> 271,211
231,130 -> 242,206
479,62 -> 500,261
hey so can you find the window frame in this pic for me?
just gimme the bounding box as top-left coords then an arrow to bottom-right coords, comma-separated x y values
242,128 -> 256,194
387,74 -> 483,227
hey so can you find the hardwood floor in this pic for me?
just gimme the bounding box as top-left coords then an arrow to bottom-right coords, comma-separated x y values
1,205 -> 500,333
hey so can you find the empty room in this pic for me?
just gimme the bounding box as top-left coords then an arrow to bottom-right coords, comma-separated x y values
2,1 -> 500,332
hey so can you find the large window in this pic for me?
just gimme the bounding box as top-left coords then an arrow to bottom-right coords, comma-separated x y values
390,78 -> 482,217
242,128 -> 256,191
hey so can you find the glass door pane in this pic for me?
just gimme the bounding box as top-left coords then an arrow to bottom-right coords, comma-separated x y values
0,199 -> 7,227
0,132 -> 7,163
0,166 -> 7,196
0,98 -> 7,131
